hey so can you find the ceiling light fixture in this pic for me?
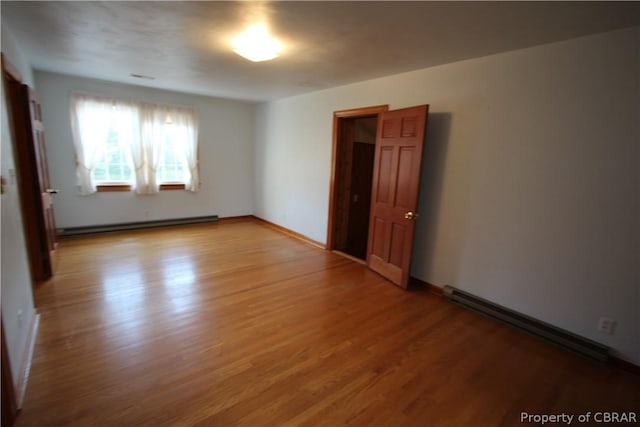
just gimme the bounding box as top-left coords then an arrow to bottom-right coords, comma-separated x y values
231,24 -> 283,62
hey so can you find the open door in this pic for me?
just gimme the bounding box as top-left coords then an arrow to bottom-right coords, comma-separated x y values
27,88 -> 57,255
2,59 -> 57,282
367,105 -> 429,289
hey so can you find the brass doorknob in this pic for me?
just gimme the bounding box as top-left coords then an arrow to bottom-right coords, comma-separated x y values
404,211 -> 419,220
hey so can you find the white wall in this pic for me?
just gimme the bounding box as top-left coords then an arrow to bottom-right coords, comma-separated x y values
1,26 -> 38,385
35,71 -> 255,229
254,27 -> 640,364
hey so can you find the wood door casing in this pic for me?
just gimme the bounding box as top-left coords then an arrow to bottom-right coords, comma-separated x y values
326,105 -> 389,251
367,105 -> 429,288
333,118 -> 355,251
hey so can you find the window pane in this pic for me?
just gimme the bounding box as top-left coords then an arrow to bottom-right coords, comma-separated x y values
93,167 -> 106,181
91,121 -> 133,184
157,125 -> 188,184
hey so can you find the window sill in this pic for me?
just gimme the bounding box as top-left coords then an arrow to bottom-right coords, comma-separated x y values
97,184 -> 132,192
160,183 -> 186,191
95,183 -> 186,192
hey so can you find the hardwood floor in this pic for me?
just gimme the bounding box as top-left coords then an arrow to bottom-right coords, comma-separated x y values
16,220 -> 639,426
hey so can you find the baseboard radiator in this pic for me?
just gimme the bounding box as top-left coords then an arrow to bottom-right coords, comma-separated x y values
442,285 -> 610,363
57,215 -> 219,237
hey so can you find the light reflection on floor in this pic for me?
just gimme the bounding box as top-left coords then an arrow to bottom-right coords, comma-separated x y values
161,255 -> 197,314
100,263 -> 145,344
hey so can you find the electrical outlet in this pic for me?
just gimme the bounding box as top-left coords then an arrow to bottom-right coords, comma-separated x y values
597,317 -> 616,335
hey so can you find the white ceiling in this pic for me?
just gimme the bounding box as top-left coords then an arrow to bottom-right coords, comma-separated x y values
2,1 -> 639,102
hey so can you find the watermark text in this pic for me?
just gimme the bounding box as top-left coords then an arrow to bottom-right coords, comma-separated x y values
520,412 -> 637,425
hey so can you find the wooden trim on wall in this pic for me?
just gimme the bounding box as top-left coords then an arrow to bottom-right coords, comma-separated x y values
251,215 -> 325,249
611,356 -> 640,376
216,215 -> 255,224
409,276 -> 444,296
326,105 -> 389,251
332,105 -> 391,119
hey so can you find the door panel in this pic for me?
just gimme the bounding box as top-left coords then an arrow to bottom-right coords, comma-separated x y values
401,116 -> 418,137
371,217 -> 386,258
395,147 -> 416,208
367,105 -> 429,288
382,117 -> 400,138
376,147 -> 393,203
389,223 -> 406,266
28,89 -> 57,254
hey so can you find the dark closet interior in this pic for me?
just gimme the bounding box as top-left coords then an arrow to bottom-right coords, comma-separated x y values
334,116 -> 377,260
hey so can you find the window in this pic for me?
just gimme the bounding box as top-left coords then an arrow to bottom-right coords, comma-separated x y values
157,123 -> 189,184
70,94 -> 199,195
92,125 -> 134,185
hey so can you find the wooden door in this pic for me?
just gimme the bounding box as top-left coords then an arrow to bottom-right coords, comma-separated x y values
3,62 -> 56,281
367,105 -> 429,289
27,88 -> 57,254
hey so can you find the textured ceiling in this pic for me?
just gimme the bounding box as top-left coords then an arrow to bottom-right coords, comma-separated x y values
2,1 -> 639,102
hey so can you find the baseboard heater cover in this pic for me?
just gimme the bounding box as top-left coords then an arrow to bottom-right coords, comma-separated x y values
442,285 -> 610,363
57,215 -> 219,237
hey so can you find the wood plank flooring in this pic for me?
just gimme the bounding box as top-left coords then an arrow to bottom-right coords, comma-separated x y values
15,220 -> 640,426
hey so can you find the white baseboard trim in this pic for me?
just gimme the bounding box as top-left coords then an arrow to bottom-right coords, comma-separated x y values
15,312 -> 40,408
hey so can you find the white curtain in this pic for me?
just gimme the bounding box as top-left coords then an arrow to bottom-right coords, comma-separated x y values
138,105 -> 165,194
70,93 -> 199,195
172,107 -> 199,192
113,101 -> 141,190
122,101 -> 146,194
69,94 -> 113,195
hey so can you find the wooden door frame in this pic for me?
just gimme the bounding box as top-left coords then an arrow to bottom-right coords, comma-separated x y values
326,105 -> 388,250
1,53 -> 53,283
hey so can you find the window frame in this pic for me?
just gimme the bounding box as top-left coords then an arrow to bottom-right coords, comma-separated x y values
70,93 -> 199,195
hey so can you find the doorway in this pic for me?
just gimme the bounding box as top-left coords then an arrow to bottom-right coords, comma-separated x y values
327,105 -> 388,260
